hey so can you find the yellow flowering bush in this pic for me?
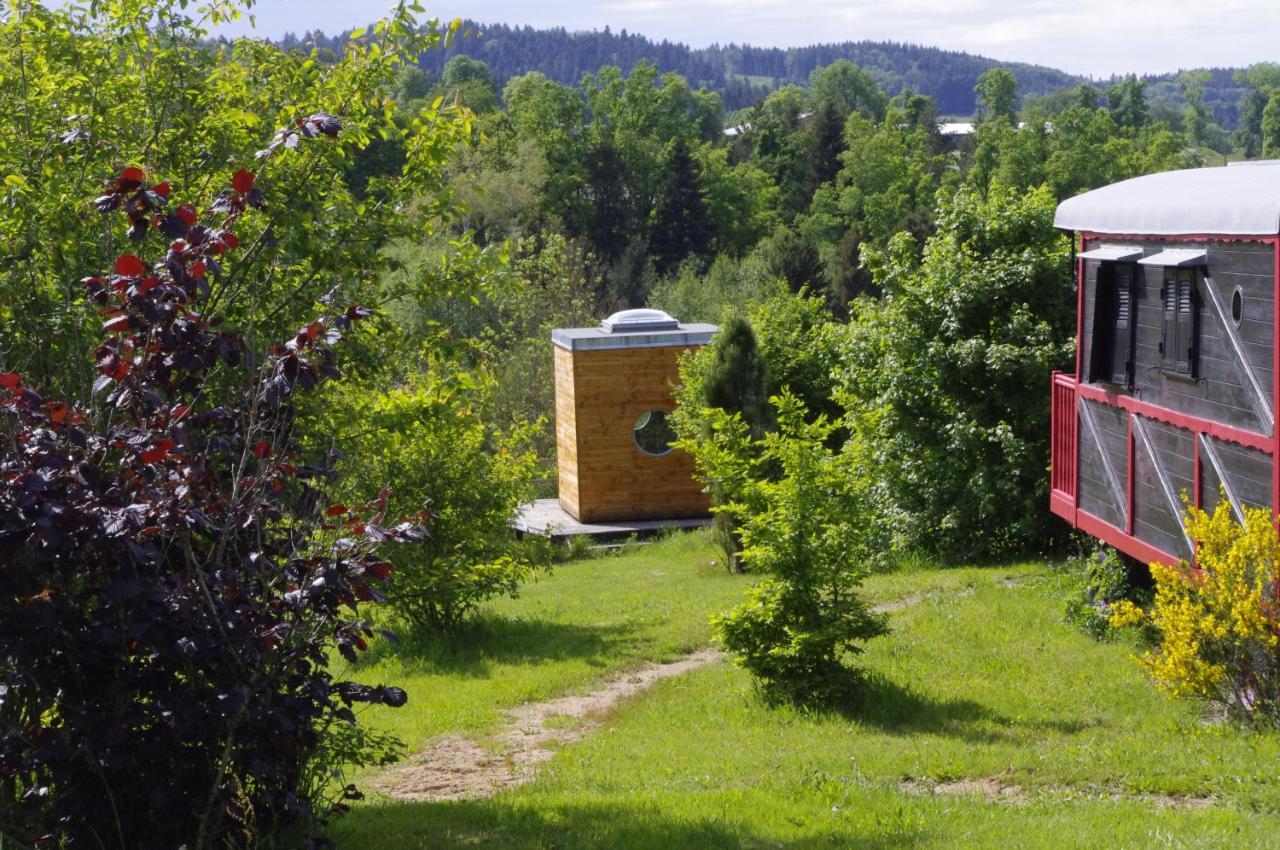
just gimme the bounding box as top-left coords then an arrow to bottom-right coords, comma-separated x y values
1112,500 -> 1280,723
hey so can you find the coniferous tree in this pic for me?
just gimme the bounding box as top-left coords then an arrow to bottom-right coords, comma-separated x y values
701,316 -> 770,570
650,139 -> 713,274
583,136 -> 631,261
806,101 -> 846,193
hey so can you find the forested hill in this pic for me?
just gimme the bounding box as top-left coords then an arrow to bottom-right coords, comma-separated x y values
282,21 -> 1083,114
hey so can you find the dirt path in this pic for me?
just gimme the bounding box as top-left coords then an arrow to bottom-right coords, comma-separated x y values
367,649 -> 723,802
367,583 -> 1004,803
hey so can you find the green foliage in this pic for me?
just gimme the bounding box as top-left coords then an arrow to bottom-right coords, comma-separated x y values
845,183 -> 1074,559
649,139 -> 713,274
1062,548 -> 1152,641
749,291 -> 845,424
648,254 -> 785,325
808,60 -> 887,121
333,370 -> 544,631
0,0 -> 473,402
1263,92 -> 1280,158
692,316 -> 771,569
703,317 -> 771,436
1108,75 -> 1150,130
750,225 -> 825,291
710,394 -> 888,703
975,67 -> 1018,123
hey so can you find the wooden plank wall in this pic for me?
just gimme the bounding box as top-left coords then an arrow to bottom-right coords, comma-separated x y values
1081,238 -> 1275,435
554,346 -> 581,518
1134,418 -> 1195,559
554,343 -> 710,522
1077,399 -> 1128,529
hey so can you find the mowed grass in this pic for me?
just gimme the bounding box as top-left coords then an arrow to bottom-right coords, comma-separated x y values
341,532 -> 751,751
331,534 -> 1280,848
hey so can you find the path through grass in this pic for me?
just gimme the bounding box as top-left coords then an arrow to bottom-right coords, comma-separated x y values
332,534 -> 1280,848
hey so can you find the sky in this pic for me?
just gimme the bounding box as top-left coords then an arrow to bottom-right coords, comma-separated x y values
217,0 -> 1280,79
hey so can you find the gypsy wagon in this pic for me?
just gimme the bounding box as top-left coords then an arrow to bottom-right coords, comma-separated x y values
1050,163 -> 1280,565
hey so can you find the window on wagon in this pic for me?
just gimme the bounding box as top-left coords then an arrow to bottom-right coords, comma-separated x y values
1081,245 -> 1143,388
1140,248 -> 1207,379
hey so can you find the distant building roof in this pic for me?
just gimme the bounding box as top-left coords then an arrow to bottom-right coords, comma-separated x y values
1055,163 -> 1280,236
938,122 -> 974,136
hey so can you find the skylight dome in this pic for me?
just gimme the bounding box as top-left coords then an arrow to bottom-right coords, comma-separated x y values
601,309 -> 679,333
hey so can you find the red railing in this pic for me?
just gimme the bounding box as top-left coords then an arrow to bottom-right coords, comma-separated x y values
1050,371 -> 1077,510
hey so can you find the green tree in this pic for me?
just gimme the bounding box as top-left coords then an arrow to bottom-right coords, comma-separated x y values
1107,75 -> 1149,130
1178,70 -> 1212,149
1234,63 -> 1280,157
806,101 -> 846,192
1263,91 -> 1280,158
845,184 -> 1075,558
706,393 -> 888,703
438,54 -> 499,112
649,139 -> 713,274
0,0 -> 472,401
332,370 -> 543,632
975,67 -> 1018,124
692,316 -> 771,569
808,59 -> 888,121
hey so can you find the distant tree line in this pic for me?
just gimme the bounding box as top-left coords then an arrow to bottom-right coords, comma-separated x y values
280,22 -> 1266,124
280,23 -> 1080,114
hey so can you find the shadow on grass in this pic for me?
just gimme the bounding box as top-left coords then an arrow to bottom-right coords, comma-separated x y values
796,671 -> 1089,744
328,797 -> 923,850
358,614 -> 643,678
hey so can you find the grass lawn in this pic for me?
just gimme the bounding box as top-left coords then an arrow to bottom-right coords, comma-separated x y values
329,532 -> 1280,848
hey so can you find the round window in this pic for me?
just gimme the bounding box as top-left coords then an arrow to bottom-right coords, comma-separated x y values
1232,287 -> 1244,326
633,410 -> 676,456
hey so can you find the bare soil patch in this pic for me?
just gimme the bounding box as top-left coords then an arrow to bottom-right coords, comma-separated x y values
899,776 -> 1215,810
368,649 -> 723,801
872,593 -> 927,614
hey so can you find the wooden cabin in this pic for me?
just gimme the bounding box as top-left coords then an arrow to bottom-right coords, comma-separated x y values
553,309 -> 717,523
1050,163 -> 1280,565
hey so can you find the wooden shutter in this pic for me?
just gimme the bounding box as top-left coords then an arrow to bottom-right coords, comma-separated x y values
1089,263 -> 1115,382
1160,273 -> 1178,370
1160,268 -> 1200,376
1110,263 -> 1134,386
1175,269 -> 1199,376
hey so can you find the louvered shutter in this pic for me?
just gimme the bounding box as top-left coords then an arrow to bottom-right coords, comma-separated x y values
1110,264 -> 1133,386
1160,274 -> 1178,370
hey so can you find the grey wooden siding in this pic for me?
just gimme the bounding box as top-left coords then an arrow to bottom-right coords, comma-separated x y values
1133,417 -> 1195,560
1077,399 -> 1127,528
1081,239 -> 1275,436
1199,437 -> 1273,516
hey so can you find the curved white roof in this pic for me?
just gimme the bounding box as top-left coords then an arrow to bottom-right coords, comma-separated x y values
1054,163 -> 1280,236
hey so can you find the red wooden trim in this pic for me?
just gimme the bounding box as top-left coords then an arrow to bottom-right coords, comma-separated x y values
1075,383 -> 1272,453
1274,236 -> 1280,521
1079,233 -> 1280,246
1075,233 -> 1085,382
1192,430 -> 1201,511
1076,508 -> 1179,568
1126,412 -> 1135,534
1050,491 -> 1074,521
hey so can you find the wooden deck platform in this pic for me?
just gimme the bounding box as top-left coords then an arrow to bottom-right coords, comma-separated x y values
513,499 -> 712,540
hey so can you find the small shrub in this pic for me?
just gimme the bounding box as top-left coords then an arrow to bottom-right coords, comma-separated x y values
1063,547 -> 1151,641
1110,501 -> 1280,725
708,394 -> 888,703
333,371 -> 544,631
